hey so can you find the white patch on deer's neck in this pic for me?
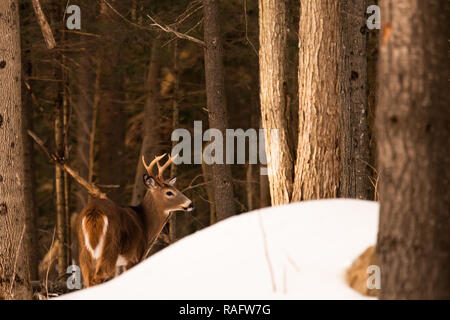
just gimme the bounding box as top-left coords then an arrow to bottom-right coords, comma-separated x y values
82,215 -> 108,260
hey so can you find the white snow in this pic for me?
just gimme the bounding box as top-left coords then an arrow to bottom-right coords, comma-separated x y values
60,199 -> 379,300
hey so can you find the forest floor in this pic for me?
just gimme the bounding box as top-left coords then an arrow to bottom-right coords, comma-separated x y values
59,199 -> 379,300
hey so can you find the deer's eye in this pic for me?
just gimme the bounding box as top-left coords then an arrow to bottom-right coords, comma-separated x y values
166,191 -> 174,197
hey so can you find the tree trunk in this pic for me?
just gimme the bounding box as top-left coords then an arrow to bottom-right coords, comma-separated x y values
96,1 -> 127,204
203,0 -> 235,220
339,0 -> 370,200
0,0 -> 32,299
131,43 -> 162,206
51,2 -> 68,277
21,27 -> 39,282
54,79 -> 67,277
376,0 -> 450,299
201,160 -> 216,225
246,164 -> 254,211
169,39 -> 179,242
259,170 -> 270,208
292,1 -> 344,201
258,0 -> 293,206
74,53 -> 94,213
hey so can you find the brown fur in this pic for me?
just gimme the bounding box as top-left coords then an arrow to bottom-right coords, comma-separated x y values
77,176 -> 193,287
77,198 -> 146,286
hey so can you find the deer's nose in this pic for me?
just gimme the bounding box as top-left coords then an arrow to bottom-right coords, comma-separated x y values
185,202 -> 194,211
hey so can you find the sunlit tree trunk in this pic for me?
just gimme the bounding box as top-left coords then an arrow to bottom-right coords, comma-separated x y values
258,0 -> 293,206
0,0 -> 32,300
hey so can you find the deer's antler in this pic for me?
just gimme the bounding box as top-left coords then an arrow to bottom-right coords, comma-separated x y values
142,153 -> 166,177
156,154 -> 178,180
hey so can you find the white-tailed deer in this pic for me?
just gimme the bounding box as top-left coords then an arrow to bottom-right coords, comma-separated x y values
77,153 -> 193,287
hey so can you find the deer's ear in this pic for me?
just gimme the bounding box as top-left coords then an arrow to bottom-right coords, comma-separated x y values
167,177 -> 177,186
143,174 -> 157,189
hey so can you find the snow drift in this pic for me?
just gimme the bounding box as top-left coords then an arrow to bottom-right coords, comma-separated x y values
60,199 -> 379,300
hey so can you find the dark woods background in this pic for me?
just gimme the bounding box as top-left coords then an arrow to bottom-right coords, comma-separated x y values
19,0 -> 294,289
16,0 -> 380,297
4,0 -> 447,301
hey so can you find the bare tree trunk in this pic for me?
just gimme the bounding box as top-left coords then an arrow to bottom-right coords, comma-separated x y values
292,1 -> 343,201
74,53 -> 94,212
21,29 -> 39,282
131,43 -> 162,206
97,2 -> 127,204
339,0 -> 370,200
203,0 -> 235,220
376,0 -> 450,299
169,39 -> 179,242
0,0 -> 32,299
259,170 -> 270,208
246,164 -> 254,211
54,82 -> 67,277
62,51 -> 71,265
51,2 -> 68,277
89,59 -> 101,187
201,160 -> 216,225
258,0 -> 293,206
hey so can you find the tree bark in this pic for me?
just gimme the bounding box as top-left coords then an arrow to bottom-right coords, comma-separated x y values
96,1 -> 127,204
0,0 -> 32,299
376,0 -> 450,299
258,0 -> 293,206
21,26 -> 39,282
54,77 -> 67,277
292,1 -> 347,201
339,0 -> 370,200
50,2 -> 68,277
131,43 -> 162,206
74,53 -> 94,213
246,164 -> 254,211
203,0 -> 235,220
169,39 -> 179,242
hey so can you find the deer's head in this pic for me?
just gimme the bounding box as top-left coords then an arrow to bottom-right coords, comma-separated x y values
142,154 -> 194,214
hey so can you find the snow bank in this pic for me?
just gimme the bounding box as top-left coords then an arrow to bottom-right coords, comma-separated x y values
60,199 -> 379,300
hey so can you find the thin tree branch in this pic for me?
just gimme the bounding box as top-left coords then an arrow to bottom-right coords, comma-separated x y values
31,0 -> 56,49
141,214 -> 171,261
147,14 -> 205,47
243,0 -> 258,56
27,130 -> 107,200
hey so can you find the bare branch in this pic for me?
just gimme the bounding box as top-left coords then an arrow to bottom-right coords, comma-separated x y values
101,0 -> 153,32
141,214 -> 171,261
27,130 -> 107,200
147,14 -> 205,47
31,0 -> 56,49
